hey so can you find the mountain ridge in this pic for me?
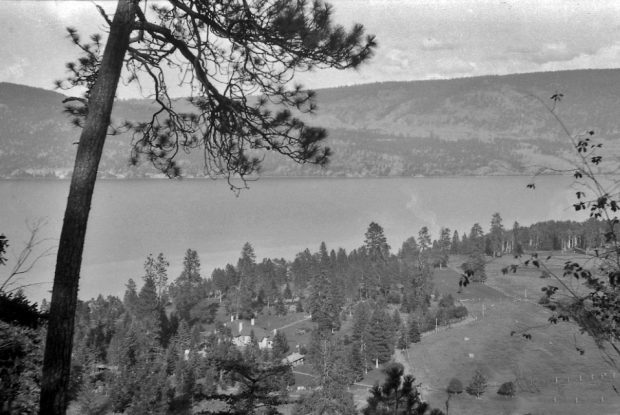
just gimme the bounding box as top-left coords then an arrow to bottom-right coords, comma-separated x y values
1,68 -> 619,179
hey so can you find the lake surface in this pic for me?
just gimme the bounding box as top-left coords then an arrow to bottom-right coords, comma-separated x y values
1,176 -> 586,302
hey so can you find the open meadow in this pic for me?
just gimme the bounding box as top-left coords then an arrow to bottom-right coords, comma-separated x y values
391,255 -> 620,415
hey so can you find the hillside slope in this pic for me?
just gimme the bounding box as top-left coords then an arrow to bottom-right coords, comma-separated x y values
1,69 -> 618,178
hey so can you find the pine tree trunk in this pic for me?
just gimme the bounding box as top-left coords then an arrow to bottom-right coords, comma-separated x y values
39,1 -> 137,413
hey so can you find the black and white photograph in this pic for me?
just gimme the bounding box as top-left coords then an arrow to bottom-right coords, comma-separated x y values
1,1 -> 619,414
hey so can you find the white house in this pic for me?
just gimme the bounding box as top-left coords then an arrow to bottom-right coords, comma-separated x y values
230,318 -> 273,349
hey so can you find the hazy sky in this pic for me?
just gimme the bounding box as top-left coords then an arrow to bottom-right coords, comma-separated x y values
2,0 -> 620,98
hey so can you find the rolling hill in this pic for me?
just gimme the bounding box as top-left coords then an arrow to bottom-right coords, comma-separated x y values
1,68 -> 619,179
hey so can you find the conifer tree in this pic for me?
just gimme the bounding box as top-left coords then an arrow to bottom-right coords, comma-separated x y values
144,253 -> 170,306
43,2 -> 375,408
351,302 -> 371,343
363,363 -> 428,415
417,227 -> 432,253
512,221 -> 523,256
137,274 -> 160,335
489,212 -> 504,257
307,271 -> 341,333
123,278 -> 139,317
392,309 -> 402,330
347,340 -> 365,380
170,249 -> 204,322
436,227 -> 451,267
397,329 -> 408,350
407,315 -> 421,344
128,359 -> 169,415
238,242 -> 257,284
450,230 -> 460,254
295,338 -> 357,415
271,331 -> 290,361
365,222 -> 391,261
366,308 -> 394,365
274,295 -> 287,316
283,283 -> 292,300
466,369 -> 487,399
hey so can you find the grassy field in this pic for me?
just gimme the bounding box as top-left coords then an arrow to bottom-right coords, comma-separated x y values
393,255 -> 620,415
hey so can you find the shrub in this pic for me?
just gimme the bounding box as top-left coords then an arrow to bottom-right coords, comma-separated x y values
451,305 -> 468,319
446,378 -> 463,394
435,307 -> 450,325
387,291 -> 401,304
497,381 -> 516,397
438,294 -> 455,309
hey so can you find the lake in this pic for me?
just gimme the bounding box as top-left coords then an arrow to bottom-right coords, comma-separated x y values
0,175 -> 585,302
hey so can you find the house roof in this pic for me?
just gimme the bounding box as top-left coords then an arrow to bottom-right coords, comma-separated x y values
229,320 -> 270,339
282,352 -> 304,364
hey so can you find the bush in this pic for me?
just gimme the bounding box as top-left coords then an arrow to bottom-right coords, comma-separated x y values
438,294 -> 455,309
446,378 -> 463,394
387,291 -> 401,304
497,381 -> 516,397
189,299 -> 219,324
451,305 -> 468,319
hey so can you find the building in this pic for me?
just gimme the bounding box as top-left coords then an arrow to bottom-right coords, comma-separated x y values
282,352 -> 304,367
229,318 -> 274,349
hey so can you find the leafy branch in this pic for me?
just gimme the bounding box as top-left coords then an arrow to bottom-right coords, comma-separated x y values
513,94 -> 620,370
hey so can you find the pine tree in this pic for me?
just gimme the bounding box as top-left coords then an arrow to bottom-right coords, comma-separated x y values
466,369 -> 487,398
363,363 -> 428,415
307,271 -> 341,333
352,302 -> 371,342
283,283 -> 292,300
271,331 -> 290,361
318,241 -> 331,270
274,295 -> 287,316
417,227 -> 432,252
170,249 -> 204,322
347,341 -> 365,380
365,222 -> 390,262
294,339 -> 357,415
437,227 -> 451,267
137,275 -> 160,335
450,230 -> 460,254
468,223 -> 485,254
489,212 -> 504,257
512,221 -> 523,256
397,330 -> 408,350
398,237 -> 419,264
123,279 -> 139,317
407,315 -> 421,344
128,358 -> 169,415
40,4 -> 375,406
144,253 -> 170,306
392,309 -> 402,330
238,242 -> 257,283
366,308 -> 394,365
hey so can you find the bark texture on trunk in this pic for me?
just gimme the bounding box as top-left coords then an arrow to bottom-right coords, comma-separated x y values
39,1 -> 137,413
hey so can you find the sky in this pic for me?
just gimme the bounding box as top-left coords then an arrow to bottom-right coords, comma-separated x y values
2,0 -> 620,98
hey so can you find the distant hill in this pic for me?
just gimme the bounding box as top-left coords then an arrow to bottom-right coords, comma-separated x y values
1,68 -> 619,179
